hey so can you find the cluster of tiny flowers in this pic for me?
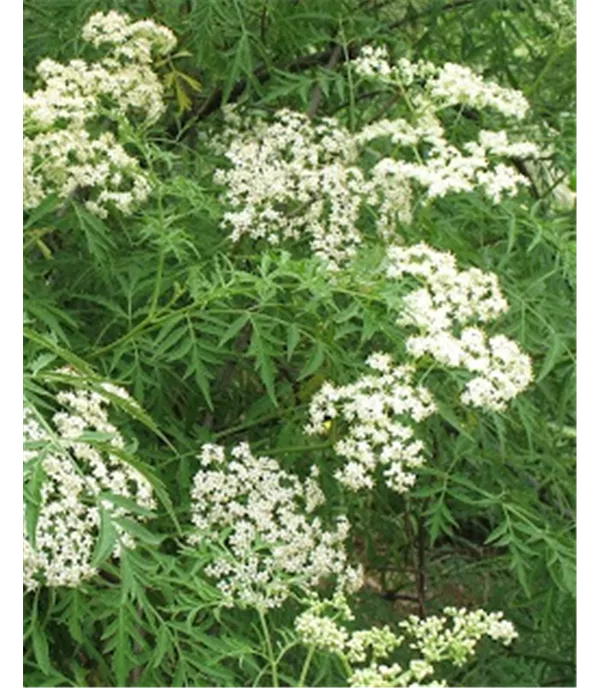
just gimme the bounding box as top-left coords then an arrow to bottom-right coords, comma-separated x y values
305,353 -> 437,493
212,108 -> 367,271
400,607 -> 518,667
23,12 -> 176,216
353,51 -> 542,204
386,243 -> 533,411
530,0 -> 575,39
23,378 -> 155,591
355,49 -> 530,119
213,55 -> 544,270
189,443 -> 363,610
295,596 -> 517,688
351,45 -> 396,78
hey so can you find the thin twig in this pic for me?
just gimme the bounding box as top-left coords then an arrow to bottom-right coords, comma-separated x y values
260,3 -> 269,43
306,44 -> 344,119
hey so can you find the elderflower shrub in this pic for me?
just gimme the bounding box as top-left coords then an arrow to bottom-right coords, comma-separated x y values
23,11 -> 176,217
189,442 -> 363,610
23,374 -> 156,591
386,243 -> 533,412
295,595 -> 517,688
305,352 -> 437,493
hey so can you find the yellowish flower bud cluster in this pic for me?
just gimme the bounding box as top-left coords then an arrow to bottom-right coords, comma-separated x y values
295,594 -> 517,688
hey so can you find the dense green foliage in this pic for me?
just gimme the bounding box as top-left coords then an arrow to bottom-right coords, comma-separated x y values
24,1 -> 575,686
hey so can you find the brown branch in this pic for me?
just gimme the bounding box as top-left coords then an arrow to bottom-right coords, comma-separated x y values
306,44 -> 344,120
511,156 -> 541,199
260,3 -> 269,43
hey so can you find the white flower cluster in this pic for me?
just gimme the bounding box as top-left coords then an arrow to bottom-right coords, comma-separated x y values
355,49 -> 530,119
401,606 -> 519,667
23,378 -> 155,591
212,108 -> 367,271
82,10 -> 177,64
354,51 -> 542,205
295,595 -> 517,688
189,442 -> 363,610
387,243 -> 533,411
305,353 -> 437,493
351,45 -> 395,79
356,115 -> 536,205
213,55 -> 544,270
23,11 -> 176,217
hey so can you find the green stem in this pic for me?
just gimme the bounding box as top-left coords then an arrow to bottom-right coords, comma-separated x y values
298,645 -> 315,687
149,249 -> 166,319
258,608 -> 279,688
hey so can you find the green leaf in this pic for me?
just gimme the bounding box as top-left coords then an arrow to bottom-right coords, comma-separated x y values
92,506 -> 118,568
299,342 -> 325,380
222,33 -> 251,104
113,606 -> 132,687
24,193 -> 60,229
484,520 -> 510,545
176,70 -> 202,91
32,625 -> 52,676
219,313 -> 250,346
187,346 -> 214,410
151,625 -> 172,669
100,493 -> 156,518
113,517 -> 163,546
175,79 -> 193,112
249,326 -> 278,406
287,324 -> 301,361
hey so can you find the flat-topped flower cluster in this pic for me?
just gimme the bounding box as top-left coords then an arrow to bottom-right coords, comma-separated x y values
305,353 -> 437,493
212,108 -> 367,271
23,11 -> 176,217
189,442 -> 363,610
23,374 -> 155,590
212,54 -> 544,270
387,243 -> 533,412
306,243 -> 532,494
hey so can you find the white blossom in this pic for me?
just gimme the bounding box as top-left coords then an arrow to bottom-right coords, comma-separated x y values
306,354 -> 436,493
23,12 -> 175,216
23,377 -> 155,590
387,243 -> 533,411
189,442 -> 362,610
